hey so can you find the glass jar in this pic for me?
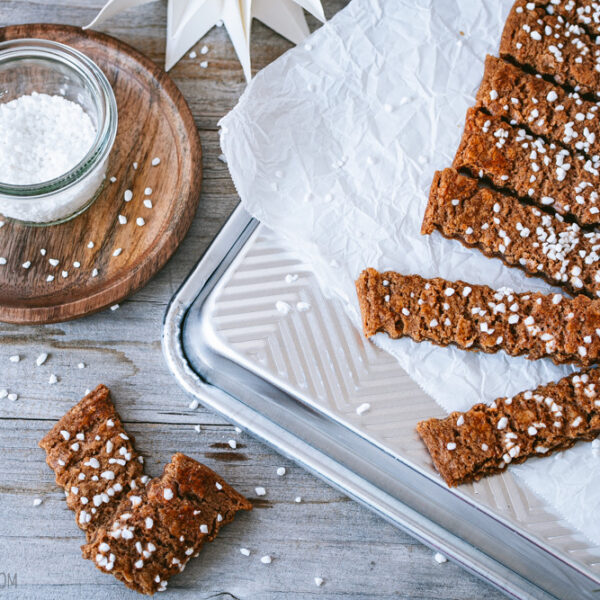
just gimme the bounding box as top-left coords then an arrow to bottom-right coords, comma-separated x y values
0,39 -> 118,226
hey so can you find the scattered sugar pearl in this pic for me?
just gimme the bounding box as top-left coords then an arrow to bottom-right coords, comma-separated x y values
36,353 -> 48,366
33,498 -> 43,507
73,261 -> 80,268
201,45 -> 209,54
8,393 -> 17,401
113,248 -> 122,257
61,270 -> 68,278
235,426 -> 242,434
48,374 -> 58,385
200,524 -> 209,534
143,199 -> 152,209
194,424 -> 201,433
144,187 -> 152,196
77,362 -> 85,369
296,301 -> 311,312
48,258 -> 59,267
200,60 -> 208,69
151,157 -> 161,166
136,217 -> 145,227
276,467 -> 286,476
434,552 -> 448,564
228,439 -> 237,449
240,548 -> 251,556
0,389 -> 7,399
189,399 -> 199,410
215,482 -> 223,490
92,268 -> 99,277
22,261 -> 31,269
260,555 -> 272,564
295,496 -> 302,503
9,355 -> 20,363
87,241 -> 94,249
124,190 -> 133,202
46,275 -> 54,282
118,215 -> 127,225
110,304 -> 119,311
356,403 -> 370,415
275,300 -> 291,315
163,488 -> 174,500
109,176 -> 117,183
133,162 -> 138,170
189,50 -> 197,59
0,258 -> 6,265
314,577 -> 324,587
446,442 -> 456,450
255,486 -> 266,496
285,274 -> 298,284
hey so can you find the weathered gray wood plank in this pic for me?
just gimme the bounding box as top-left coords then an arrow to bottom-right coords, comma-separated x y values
1,420 -> 504,600
0,1 -> 506,598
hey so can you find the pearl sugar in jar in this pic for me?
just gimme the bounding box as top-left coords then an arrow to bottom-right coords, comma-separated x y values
0,39 -> 117,226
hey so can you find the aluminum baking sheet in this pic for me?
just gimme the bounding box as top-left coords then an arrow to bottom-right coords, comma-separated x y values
163,205 -> 600,600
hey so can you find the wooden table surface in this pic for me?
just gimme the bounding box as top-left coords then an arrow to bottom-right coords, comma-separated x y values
0,2 -> 506,599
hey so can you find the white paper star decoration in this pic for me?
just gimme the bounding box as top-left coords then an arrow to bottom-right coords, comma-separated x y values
85,0 -> 325,80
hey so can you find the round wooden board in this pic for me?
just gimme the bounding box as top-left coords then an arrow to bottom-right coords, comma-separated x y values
0,24 -> 202,324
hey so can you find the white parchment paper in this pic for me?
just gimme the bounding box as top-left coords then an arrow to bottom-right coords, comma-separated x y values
220,0 -> 600,546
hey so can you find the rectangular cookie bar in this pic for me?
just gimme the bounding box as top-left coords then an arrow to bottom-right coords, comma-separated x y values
422,168 -> 600,299
416,369 -> 600,486
39,385 -> 145,537
454,106 -> 600,225
476,55 -> 600,159
355,268 -> 600,365
82,453 -> 252,595
500,1 -> 600,96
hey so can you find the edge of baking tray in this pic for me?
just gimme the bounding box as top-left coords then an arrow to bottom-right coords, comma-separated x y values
162,205 -> 596,600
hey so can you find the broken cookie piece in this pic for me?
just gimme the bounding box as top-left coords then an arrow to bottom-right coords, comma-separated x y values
82,453 -> 252,595
39,384 -> 145,537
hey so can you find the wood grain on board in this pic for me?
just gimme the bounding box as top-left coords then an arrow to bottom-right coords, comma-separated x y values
0,24 -> 202,324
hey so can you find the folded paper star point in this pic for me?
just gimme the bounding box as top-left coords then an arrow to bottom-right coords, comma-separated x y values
85,0 -> 325,80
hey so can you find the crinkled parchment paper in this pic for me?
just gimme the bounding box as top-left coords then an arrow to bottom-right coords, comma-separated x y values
220,0 -> 600,545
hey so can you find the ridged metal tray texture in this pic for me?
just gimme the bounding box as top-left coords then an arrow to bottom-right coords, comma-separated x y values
204,225 -> 600,574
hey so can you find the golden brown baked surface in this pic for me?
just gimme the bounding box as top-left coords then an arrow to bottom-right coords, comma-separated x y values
82,453 -> 252,595
356,267 -> 600,366
39,384 -> 145,536
417,369 -> 600,486
423,168 -> 600,300
500,1 -> 600,95
454,107 -> 600,226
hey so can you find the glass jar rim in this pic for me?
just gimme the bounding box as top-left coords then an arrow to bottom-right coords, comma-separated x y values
0,38 -> 118,199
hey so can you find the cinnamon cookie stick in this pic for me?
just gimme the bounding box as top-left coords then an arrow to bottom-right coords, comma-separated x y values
355,268 -> 600,365
454,107 -> 600,225
500,1 -> 600,96
417,369 -> 600,486
422,168 -> 600,299
476,55 -> 600,159
82,453 -> 252,595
